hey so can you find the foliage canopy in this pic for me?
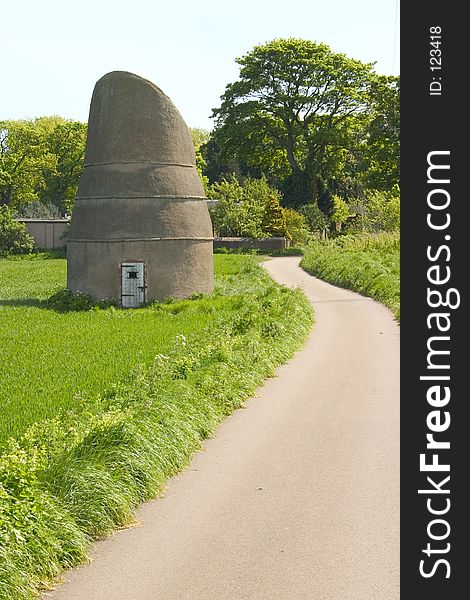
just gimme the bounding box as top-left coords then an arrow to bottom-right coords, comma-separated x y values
0,117 -> 86,214
211,38 -> 384,206
208,175 -> 289,238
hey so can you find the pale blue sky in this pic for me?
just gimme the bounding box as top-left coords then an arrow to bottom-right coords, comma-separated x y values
2,0 -> 399,130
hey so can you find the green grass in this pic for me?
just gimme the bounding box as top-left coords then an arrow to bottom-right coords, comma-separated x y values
0,253 -> 313,600
0,258 -> 213,441
300,231 -> 400,319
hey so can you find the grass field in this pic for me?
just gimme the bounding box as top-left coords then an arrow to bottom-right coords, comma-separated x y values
0,256 -> 214,441
0,253 -> 313,600
300,231 -> 400,319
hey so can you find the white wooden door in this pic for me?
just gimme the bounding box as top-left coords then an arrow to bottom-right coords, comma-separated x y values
121,262 -> 145,308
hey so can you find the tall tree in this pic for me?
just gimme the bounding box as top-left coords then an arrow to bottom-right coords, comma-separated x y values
0,120 -> 54,207
39,118 -> 87,213
0,117 -> 86,213
360,75 -> 399,191
190,128 -> 210,191
211,38 -> 376,206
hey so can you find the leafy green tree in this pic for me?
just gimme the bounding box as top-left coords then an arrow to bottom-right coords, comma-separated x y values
0,117 -> 86,214
39,118 -> 87,213
0,120 -> 54,207
211,38 -> 375,207
190,128 -> 210,191
298,202 -> 330,237
330,194 -> 351,230
282,208 -> 309,245
356,76 -> 399,191
208,175 -> 289,238
201,136 -> 263,186
347,188 -> 400,233
190,128 -> 210,151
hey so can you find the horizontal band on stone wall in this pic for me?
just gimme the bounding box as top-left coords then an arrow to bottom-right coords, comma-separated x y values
77,161 -> 205,198
69,196 -> 213,239
75,195 -> 207,200
84,161 -> 196,168
67,237 -> 215,243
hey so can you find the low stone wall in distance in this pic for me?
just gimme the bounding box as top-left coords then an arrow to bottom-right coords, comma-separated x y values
16,219 -> 69,250
213,237 -> 290,251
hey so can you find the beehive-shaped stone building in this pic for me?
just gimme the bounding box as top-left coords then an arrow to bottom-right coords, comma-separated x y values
67,71 -> 214,307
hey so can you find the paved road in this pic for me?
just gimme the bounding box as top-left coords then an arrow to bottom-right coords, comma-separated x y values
45,257 -> 400,600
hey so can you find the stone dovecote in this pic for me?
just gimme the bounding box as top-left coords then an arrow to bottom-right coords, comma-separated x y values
67,71 -> 214,307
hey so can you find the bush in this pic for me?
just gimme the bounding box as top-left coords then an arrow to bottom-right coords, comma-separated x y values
0,206 -> 34,257
330,194 -> 351,231
15,200 -> 62,219
347,188 -> 400,233
298,202 -> 330,238
262,194 -> 288,237
46,289 -> 118,312
208,175 -> 289,238
282,208 -> 309,245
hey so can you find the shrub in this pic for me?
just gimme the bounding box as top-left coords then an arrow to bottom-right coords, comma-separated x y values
330,194 -> 351,231
190,128 -> 210,192
46,289 -> 118,312
15,200 -> 62,219
0,206 -> 34,257
208,175 -> 289,238
298,202 -> 330,238
282,208 -> 309,245
347,188 -> 400,233
261,194 -> 288,237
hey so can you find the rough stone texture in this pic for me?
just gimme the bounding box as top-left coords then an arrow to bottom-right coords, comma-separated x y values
67,239 -> 213,302
67,71 -> 214,304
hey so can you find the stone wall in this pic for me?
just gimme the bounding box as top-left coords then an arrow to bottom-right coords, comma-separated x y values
16,219 -> 69,250
213,237 -> 290,251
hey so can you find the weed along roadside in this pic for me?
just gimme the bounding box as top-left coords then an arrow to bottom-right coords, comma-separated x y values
0,253 -> 313,600
301,231 -> 400,320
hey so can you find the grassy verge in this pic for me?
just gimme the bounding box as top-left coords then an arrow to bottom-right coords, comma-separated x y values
300,231 -> 400,319
0,254 -> 313,599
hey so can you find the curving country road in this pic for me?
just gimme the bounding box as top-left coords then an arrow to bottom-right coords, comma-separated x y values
45,257 -> 400,600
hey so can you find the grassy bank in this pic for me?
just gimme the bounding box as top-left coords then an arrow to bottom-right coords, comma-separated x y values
300,231 -> 400,319
0,254 -> 313,599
